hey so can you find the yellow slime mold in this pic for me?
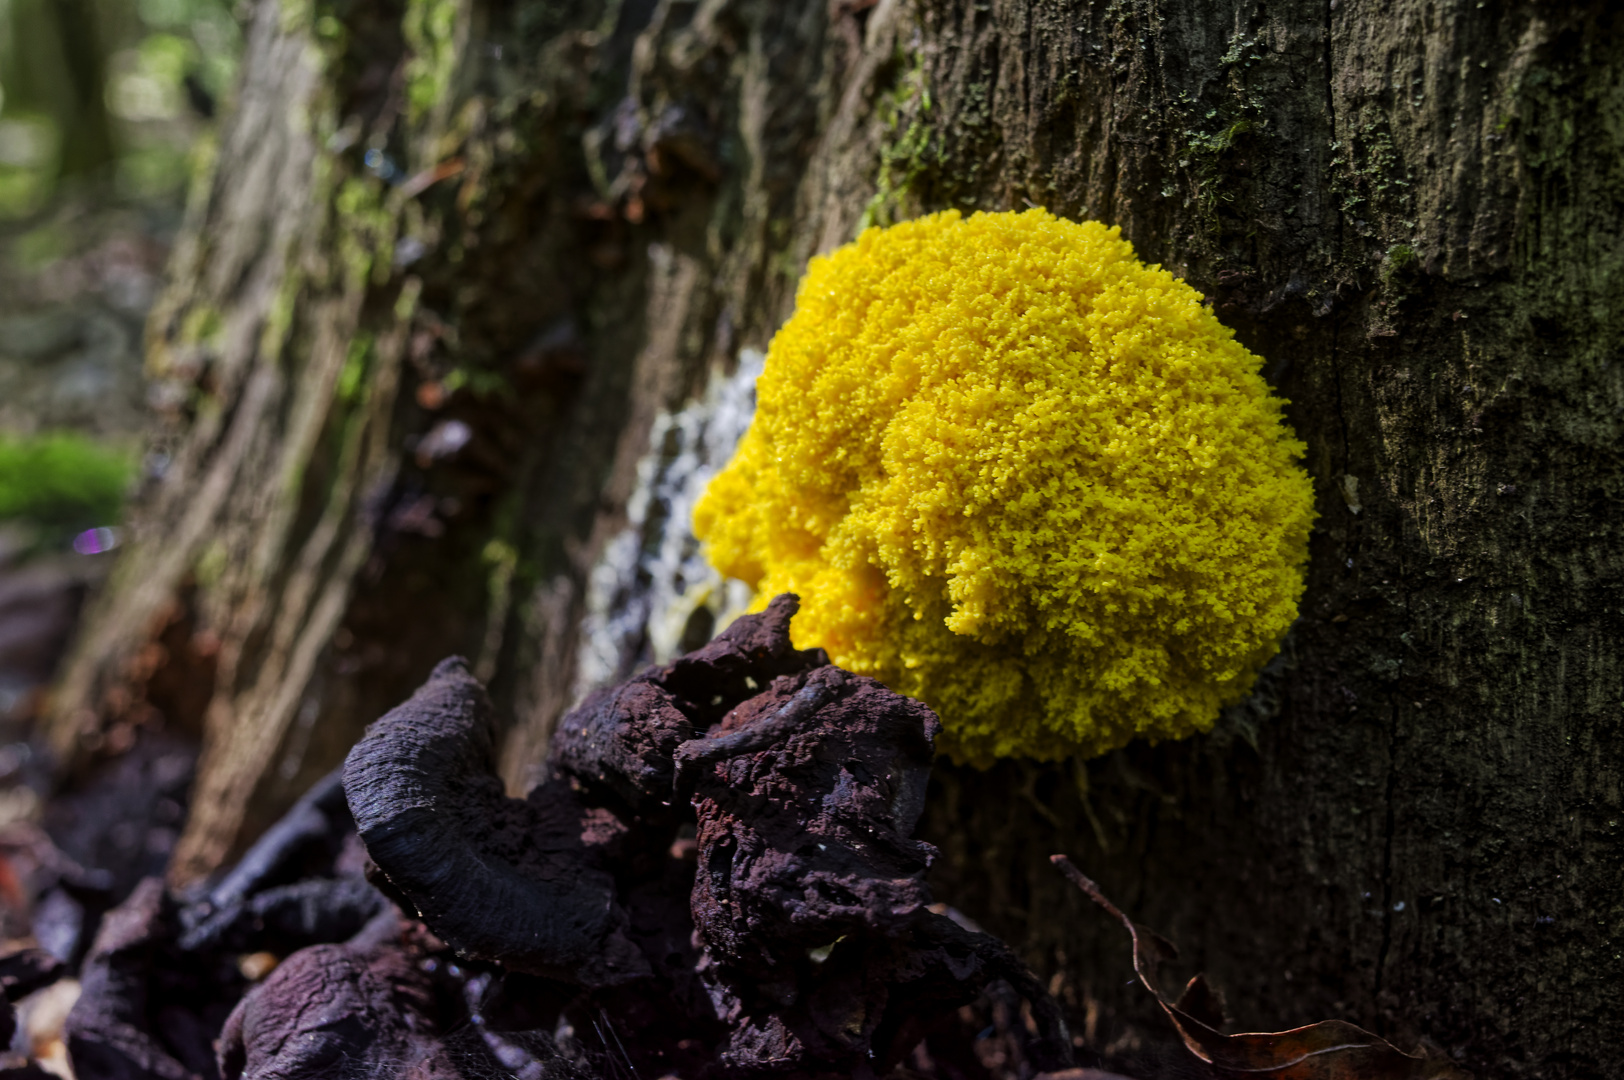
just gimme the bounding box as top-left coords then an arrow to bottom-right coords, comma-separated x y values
695,209 -> 1316,764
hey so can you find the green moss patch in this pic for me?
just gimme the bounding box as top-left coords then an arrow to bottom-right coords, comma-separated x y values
0,432 -> 135,539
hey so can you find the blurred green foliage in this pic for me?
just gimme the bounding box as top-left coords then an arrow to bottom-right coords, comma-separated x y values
0,0 -> 240,216
0,432 -> 134,537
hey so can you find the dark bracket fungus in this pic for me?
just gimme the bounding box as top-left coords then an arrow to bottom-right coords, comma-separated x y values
22,777 -> 582,1080
188,767 -> 354,921
342,657 -> 649,987
552,592 -> 828,813
177,875 -> 390,956
62,870 -> 406,1080
216,910 -> 561,1080
39,595 -> 1072,1080
65,878 -> 208,1080
216,916 -> 439,1080
0,947 -> 64,1054
680,663 -> 1071,1073
339,594 -> 1071,1077
683,664 -> 941,968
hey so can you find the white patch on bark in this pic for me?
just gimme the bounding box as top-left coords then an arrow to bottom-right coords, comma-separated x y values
573,349 -> 764,699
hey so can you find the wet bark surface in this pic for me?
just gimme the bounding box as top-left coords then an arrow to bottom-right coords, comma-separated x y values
902,4 -> 1624,1076
42,0 -> 1624,1076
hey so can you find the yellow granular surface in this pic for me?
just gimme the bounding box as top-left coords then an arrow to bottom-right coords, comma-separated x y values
694,209 -> 1316,764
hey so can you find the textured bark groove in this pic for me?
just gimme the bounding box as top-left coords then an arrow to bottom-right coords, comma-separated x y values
45,0 -> 1623,1075
900,4 -> 1624,1076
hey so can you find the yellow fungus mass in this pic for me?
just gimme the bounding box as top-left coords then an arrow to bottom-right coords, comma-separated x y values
694,208 -> 1316,764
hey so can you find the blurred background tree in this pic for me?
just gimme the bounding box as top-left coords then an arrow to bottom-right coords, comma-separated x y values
0,0 -> 237,751
0,0 -> 238,212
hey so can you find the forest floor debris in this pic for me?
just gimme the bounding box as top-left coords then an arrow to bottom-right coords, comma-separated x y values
0,597 -> 1469,1079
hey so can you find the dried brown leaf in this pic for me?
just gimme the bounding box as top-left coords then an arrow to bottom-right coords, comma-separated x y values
1050,855 -> 1470,1080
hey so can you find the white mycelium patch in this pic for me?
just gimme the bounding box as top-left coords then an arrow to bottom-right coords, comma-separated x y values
573,349 -> 763,700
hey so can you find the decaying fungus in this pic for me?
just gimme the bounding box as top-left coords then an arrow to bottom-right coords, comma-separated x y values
56,817 -> 409,1080
0,947 -> 63,1061
22,761 -> 578,1080
65,878 -> 218,1080
551,591 -> 828,813
338,594 -> 1070,1076
681,662 -> 1070,1072
342,658 -> 649,987
684,664 -> 939,969
217,918 -> 436,1080
188,766 -> 355,924
178,875 -> 390,956
216,909 -> 557,1080
39,596 -> 1070,1079
695,208 -> 1317,763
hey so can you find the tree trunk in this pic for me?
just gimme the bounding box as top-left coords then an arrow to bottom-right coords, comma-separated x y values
45,0 -> 1623,1076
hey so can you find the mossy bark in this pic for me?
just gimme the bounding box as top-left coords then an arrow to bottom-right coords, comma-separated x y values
45,0 -> 1623,1075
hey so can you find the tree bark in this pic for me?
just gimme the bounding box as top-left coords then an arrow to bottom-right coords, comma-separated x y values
45,0 -> 1623,1076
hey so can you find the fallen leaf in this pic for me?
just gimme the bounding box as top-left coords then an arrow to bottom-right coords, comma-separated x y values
1051,855 -> 1470,1080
